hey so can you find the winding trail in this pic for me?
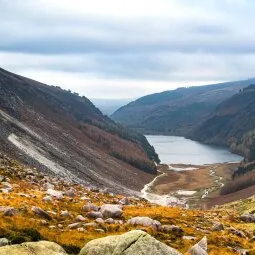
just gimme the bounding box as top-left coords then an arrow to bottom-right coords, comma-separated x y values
202,167 -> 224,199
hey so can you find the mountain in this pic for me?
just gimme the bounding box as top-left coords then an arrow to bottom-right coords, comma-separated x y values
0,67 -> 159,194
90,98 -> 133,116
111,79 -> 255,135
188,85 -> 255,161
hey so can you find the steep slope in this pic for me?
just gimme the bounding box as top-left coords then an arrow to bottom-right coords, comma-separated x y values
111,79 -> 255,135
0,67 -> 159,194
189,85 -> 255,160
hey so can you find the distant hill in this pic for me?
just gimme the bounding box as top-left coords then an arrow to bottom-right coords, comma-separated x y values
111,79 -> 255,135
0,67 -> 159,194
90,98 -> 133,116
188,85 -> 255,160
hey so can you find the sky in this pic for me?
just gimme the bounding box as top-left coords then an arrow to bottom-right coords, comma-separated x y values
1,0 -> 255,99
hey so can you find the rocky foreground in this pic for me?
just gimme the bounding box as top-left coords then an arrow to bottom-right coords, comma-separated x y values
0,154 -> 255,254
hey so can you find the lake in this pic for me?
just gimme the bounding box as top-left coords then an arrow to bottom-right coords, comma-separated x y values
146,135 -> 243,165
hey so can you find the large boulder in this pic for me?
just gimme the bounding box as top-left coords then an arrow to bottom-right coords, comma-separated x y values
32,206 -> 52,220
79,230 -> 182,255
0,241 -> 66,255
127,216 -> 162,231
240,214 -> 255,223
100,204 -> 123,219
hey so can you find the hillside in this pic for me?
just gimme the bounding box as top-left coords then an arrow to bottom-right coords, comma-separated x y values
1,153 -> 255,255
111,79 -> 255,135
0,67 -> 159,195
189,85 -> 255,160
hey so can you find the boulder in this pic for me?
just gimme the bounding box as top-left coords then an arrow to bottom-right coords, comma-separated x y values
42,195 -> 53,203
60,210 -> 70,217
0,238 -> 8,247
211,222 -> 224,231
76,215 -> 86,222
3,208 -> 18,217
68,223 -> 82,229
127,216 -> 162,231
240,214 -> 255,223
86,211 -> 103,219
79,230 -> 182,255
188,236 -> 207,255
0,241 -> 66,255
100,204 -> 123,219
119,197 -> 129,205
32,206 -> 52,220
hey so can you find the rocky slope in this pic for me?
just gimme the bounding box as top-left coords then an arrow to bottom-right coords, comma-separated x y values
0,154 -> 255,254
0,67 -> 159,194
188,85 -> 255,160
111,79 -> 255,135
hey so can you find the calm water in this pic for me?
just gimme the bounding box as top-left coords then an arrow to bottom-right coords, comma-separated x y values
146,135 -> 243,165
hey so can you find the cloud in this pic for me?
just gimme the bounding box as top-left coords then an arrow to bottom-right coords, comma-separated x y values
1,0 -> 255,98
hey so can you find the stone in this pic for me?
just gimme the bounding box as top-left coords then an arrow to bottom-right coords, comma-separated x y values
60,210 -> 70,217
240,214 -> 255,223
127,216 -> 162,231
0,241 -> 67,255
83,203 -> 100,212
100,204 -> 123,219
95,228 -> 105,233
95,218 -> 104,224
212,222 -> 224,231
84,222 -> 97,228
188,236 -> 207,255
32,206 -> 52,220
105,218 -> 115,224
119,197 -> 129,205
42,195 -> 53,203
0,238 -> 9,247
79,230 -> 182,255
86,211 -> 103,219
65,189 -> 75,198
162,225 -> 184,236
68,223 -> 82,229
229,227 -> 246,238
76,215 -> 86,222
3,208 -> 18,217
183,236 -> 197,241
46,189 -> 63,200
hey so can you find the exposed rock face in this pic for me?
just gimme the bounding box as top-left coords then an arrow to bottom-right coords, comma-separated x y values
100,204 -> 123,219
188,236 -> 207,255
127,216 -> 162,231
79,230 -> 182,255
0,241 -> 66,255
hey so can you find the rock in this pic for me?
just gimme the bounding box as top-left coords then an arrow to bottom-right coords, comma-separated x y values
188,236 -> 207,255
86,211 -> 103,219
79,230 -> 182,255
212,222 -> 224,231
229,227 -> 246,238
240,214 -> 255,223
60,210 -> 70,217
83,203 -> 100,212
100,204 -> 123,219
0,238 -> 9,247
0,176 -> 5,182
42,195 -> 53,203
0,240 -> 67,255
183,236 -> 197,241
105,218 -> 115,224
3,208 -> 18,217
119,197 -> 129,205
76,215 -> 86,222
32,206 -> 52,220
232,247 -> 249,255
95,218 -> 104,224
68,223 -> 82,229
46,189 -> 63,200
95,228 -> 105,233
162,225 -> 184,236
127,216 -> 162,231
65,189 -> 75,198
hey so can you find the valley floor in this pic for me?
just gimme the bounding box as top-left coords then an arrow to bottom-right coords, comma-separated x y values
145,163 -> 242,208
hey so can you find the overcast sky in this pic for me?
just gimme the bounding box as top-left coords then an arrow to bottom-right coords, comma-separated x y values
1,0 -> 255,99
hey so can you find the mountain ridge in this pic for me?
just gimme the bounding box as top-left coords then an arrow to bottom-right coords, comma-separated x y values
0,67 -> 158,194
